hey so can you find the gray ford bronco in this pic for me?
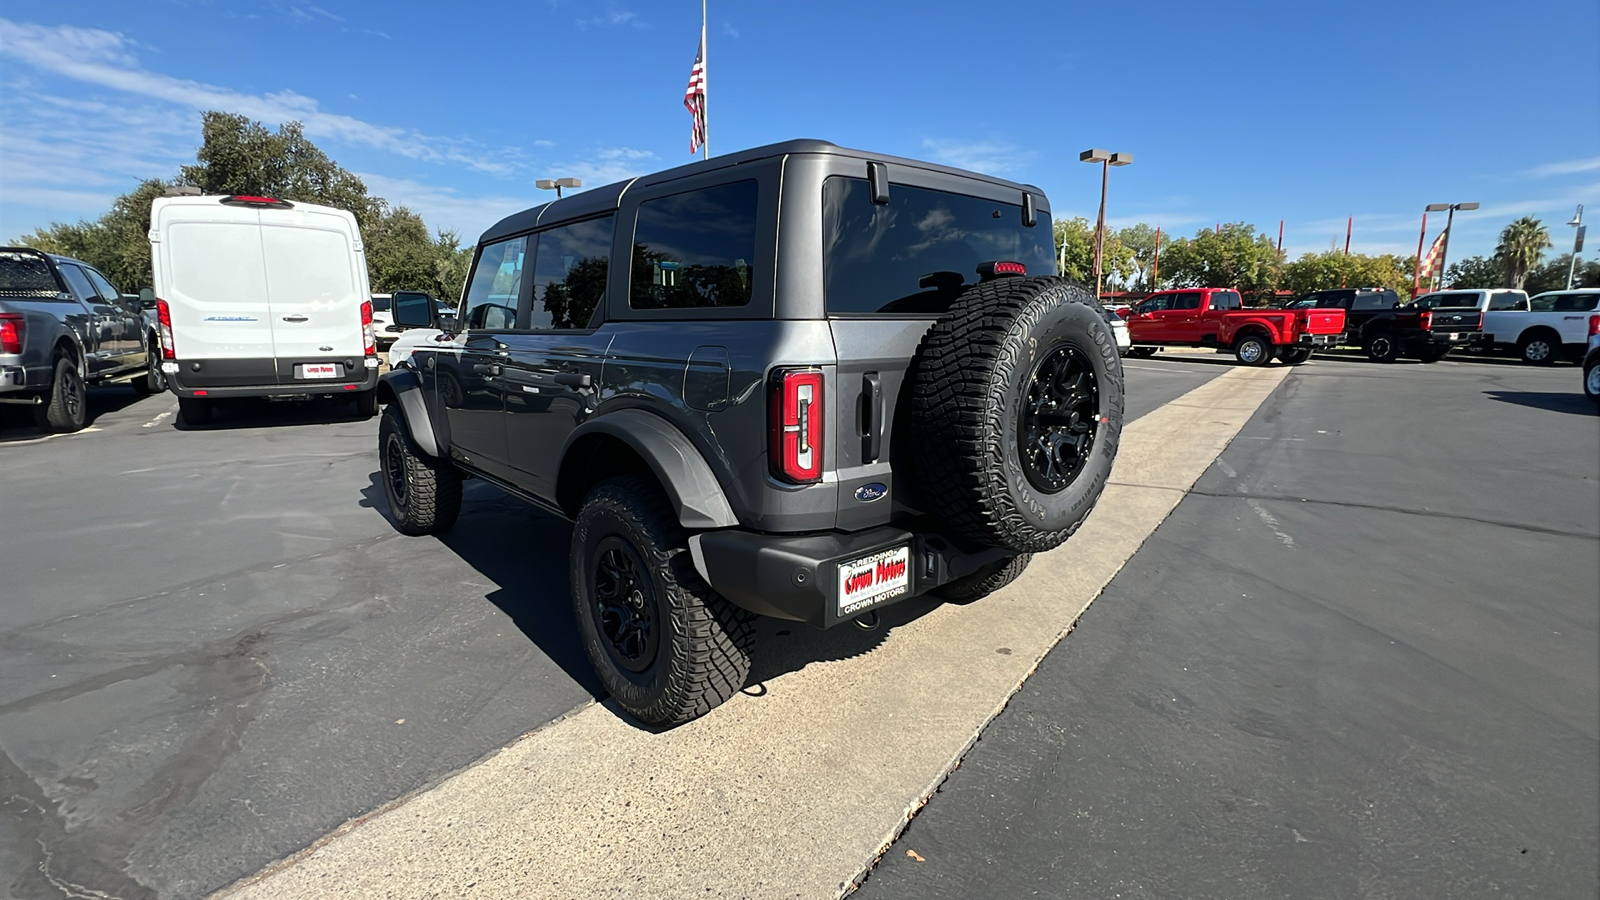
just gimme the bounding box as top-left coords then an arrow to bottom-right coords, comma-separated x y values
377,140 -> 1124,726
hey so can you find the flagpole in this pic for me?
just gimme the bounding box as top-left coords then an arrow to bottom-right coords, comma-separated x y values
701,0 -> 709,160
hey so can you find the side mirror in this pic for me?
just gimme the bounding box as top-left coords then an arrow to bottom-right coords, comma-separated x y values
138,287 -> 156,309
392,291 -> 437,329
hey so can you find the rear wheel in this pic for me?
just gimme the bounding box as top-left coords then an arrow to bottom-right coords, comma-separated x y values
1518,333 -> 1558,366
1278,346 -> 1313,365
934,554 -> 1032,603
32,356 -> 87,433
1364,332 -> 1399,364
1416,345 -> 1450,363
1234,334 -> 1273,366
177,397 -> 213,426
911,277 -> 1123,554
1126,346 -> 1158,358
378,404 -> 461,535
351,388 -> 378,419
571,474 -> 754,727
131,342 -> 164,395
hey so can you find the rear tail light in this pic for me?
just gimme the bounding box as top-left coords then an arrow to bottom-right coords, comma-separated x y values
361,300 -> 376,356
0,313 -> 23,354
156,299 -> 175,359
1589,314 -> 1600,337
1475,312 -> 1485,330
1419,310 -> 1433,331
977,260 -> 1027,280
769,367 -> 824,484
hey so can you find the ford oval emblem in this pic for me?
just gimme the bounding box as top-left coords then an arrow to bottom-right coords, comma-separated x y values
855,483 -> 888,503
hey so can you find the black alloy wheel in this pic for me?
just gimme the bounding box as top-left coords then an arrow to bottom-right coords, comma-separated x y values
1019,344 -> 1099,494
383,433 -> 409,510
591,538 -> 660,673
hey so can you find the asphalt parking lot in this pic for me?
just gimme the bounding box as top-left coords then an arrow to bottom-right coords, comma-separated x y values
2,351 -> 1595,899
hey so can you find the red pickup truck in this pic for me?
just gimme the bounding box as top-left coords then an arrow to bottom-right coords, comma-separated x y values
1119,288 -> 1347,365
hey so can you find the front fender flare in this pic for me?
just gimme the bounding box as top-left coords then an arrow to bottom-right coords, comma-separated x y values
377,368 -> 441,458
562,409 -> 739,530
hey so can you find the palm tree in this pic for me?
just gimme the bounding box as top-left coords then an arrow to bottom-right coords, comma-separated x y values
1494,217 -> 1552,289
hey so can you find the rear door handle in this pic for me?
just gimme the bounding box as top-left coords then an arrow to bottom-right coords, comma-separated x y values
862,372 -> 882,463
281,315 -> 309,323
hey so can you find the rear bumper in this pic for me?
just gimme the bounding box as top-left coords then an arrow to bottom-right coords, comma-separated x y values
690,525 -> 1015,629
165,356 -> 379,398
1297,332 -> 1342,346
1418,330 -> 1482,347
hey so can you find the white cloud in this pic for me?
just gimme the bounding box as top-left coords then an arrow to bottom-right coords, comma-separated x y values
576,9 -> 647,29
1528,156 -> 1600,178
722,22 -> 740,38
0,18 -> 523,176
356,173 -> 533,240
557,147 -> 657,187
920,138 -> 1031,176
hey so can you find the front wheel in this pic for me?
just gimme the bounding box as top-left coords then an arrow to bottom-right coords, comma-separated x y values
1364,333 -> 1399,364
1234,334 -> 1273,366
571,474 -> 754,727
378,405 -> 461,535
32,356 -> 87,433
1278,347 -> 1313,365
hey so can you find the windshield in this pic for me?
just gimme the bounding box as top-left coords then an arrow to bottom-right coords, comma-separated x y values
822,177 -> 1055,315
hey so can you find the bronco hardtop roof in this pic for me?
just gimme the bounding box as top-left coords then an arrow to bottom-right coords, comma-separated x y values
481,138 -> 1048,245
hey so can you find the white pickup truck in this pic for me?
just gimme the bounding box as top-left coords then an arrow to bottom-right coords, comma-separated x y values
1478,289 -> 1600,365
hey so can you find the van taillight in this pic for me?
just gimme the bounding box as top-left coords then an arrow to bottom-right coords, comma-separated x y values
361,300 -> 375,356
156,299 -> 175,359
769,368 -> 824,484
1419,310 -> 1433,331
0,313 -> 23,354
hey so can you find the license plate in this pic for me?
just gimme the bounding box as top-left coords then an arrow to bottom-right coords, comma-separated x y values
300,364 -> 338,379
838,545 -> 910,617
1448,333 -> 1463,341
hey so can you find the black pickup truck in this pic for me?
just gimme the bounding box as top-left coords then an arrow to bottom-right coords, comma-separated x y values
1288,287 -> 1482,363
0,247 -> 163,431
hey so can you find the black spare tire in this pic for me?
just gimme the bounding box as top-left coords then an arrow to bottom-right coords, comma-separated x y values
911,276 -> 1123,554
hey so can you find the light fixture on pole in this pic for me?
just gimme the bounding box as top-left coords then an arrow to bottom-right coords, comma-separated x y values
1079,148 -> 1132,299
1566,205 -> 1585,290
1423,201 -> 1478,287
535,177 -> 583,199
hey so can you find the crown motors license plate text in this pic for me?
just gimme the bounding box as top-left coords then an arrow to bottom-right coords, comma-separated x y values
838,545 -> 910,617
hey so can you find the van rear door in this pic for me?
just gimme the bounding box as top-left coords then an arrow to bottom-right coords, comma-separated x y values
158,207 -> 276,365
261,210 -> 369,383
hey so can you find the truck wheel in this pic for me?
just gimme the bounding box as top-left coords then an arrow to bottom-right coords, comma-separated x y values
571,474 -> 754,727
1417,346 -> 1450,363
911,276 -> 1123,554
32,356 -> 88,433
1127,346 -> 1158,358
1278,347 -> 1313,365
934,554 -> 1032,604
1585,356 -> 1600,406
131,340 -> 164,395
378,404 -> 461,535
1234,335 -> 1273,366
177,397 -> 213,426
1518,333 -> 1558,366
351,388 -> 378,419
1364,333 -> 1399,364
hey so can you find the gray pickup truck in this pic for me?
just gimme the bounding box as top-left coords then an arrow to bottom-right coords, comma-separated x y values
0,247 -> 163,432
375,140 -> 1124,726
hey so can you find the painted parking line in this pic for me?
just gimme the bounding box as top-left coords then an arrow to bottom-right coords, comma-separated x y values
142,401 -> 179,428
220,366 -> 1291,900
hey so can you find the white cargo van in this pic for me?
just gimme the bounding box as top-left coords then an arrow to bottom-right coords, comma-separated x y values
149,193 -> 379,424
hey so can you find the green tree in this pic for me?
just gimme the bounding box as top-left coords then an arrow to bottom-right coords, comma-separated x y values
1441,255 -> 1502,290
1053,217 -> 1095,283
180,112 -> 379,230
1117,223 -> 1159,290
1156,223 -> 1282,295
1525,254 -> 1600,294
15,179 -> 171,292
1493,216 -> 1551,289
1282,250 -> 1415,297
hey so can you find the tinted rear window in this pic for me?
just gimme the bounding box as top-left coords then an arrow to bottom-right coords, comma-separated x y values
823,177 -> 1055,315
0,251 -> 63,296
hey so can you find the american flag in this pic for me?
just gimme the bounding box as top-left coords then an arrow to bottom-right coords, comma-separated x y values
1418,229 -> 1448,283
684,29 -> 706,154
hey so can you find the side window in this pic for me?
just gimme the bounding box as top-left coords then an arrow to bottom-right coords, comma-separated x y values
1136,295 -> 1172,313
630,180 -> 757,311
57,264 -> 99,303
1552,293 -> 1600,311
461,236 -> 526,331
531,215 -> 614,329
1489,292 -> 1526,311
1212,291 -> 1241,310
1353,295 -> 1388,311
1174,292 -> 1202,311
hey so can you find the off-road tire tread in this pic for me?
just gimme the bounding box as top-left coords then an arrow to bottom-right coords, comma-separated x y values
35,356 -> 87,432
910,276 -> 1121,553
934,553 -> 1033,603
380,405 -> 461,535
574,474 -> 753,727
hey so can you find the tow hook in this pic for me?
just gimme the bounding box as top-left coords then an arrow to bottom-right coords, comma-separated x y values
853,610 -> 881,631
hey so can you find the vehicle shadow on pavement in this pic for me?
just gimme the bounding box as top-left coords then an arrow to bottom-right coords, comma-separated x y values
174,397 -> 374,431
1483,390 -> 1598,416
743,595 -> 941,687
0,386 -> 149,441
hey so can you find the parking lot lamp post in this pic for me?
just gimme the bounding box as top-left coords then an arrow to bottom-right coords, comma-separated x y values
1566,205 -> 1584,290
1425,202 -> 1478,288
536,177 -> 583,199
1080,149 -> 1132,299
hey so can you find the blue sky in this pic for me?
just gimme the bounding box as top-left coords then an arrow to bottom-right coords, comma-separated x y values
1,0 -> 1596,266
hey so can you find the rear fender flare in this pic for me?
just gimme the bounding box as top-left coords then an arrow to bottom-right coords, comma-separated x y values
377,369 -> 441,458
561,409 -> 739,530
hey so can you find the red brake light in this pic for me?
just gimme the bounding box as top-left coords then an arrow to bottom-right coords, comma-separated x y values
156,299 -> 176,359
361,300 -> 375,356
221,195 -> 294,209
770,368 -> 824,484
1419,310 -> 1433,331
0,313 -> 23,354
978,261 -> 1027,279
1589,314 -> 1600,337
